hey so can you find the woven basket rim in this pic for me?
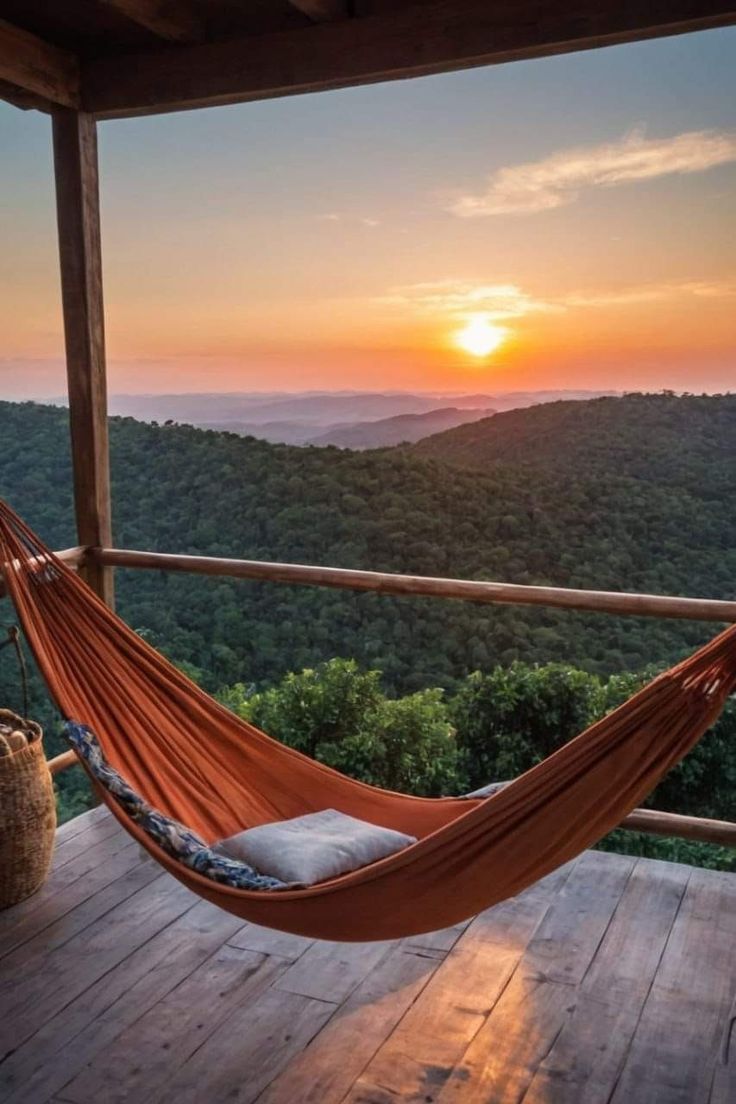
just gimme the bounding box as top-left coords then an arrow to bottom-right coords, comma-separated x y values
0,732 -> 47,773
0,707 -> 42,740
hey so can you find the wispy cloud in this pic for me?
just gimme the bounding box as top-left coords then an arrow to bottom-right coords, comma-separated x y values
377,277 -> 736,323
562,279 -> 736,309
447,127 -> 736,217
380,280 -> 559,321
315,213 -> 381,227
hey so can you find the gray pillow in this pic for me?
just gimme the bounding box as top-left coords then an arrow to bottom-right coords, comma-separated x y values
213,808 -> 417,886
461,780 -> 511,800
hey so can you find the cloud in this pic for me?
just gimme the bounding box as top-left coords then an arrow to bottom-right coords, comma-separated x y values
562,279 -> 736,309
448,127 -> 736,217
380,280 -> 559,321
377,277 -> 736,326
316,213 -> 381,227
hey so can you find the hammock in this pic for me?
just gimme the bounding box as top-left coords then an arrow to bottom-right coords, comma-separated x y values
1,499 -> 735,942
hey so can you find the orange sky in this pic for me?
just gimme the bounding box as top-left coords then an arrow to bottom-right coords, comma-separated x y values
1,29 -> 735,398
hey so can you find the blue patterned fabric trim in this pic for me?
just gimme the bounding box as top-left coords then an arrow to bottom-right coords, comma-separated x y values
63,721 -> 286,891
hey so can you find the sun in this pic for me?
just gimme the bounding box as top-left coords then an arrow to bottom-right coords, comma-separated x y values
454,315 -> 507,358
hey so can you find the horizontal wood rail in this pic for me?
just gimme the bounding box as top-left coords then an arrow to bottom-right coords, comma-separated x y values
93,546 -> 736,623
9,544 -> 734,848
0,546 -> 87,599
48,749 -> 78,775
621,808 -> 736,848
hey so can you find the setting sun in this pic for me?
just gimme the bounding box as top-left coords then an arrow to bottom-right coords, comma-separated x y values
454,316 -> 507,358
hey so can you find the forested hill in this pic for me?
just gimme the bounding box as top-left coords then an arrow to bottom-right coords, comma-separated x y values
0,395 -> 734,699
412,392 -> 736,491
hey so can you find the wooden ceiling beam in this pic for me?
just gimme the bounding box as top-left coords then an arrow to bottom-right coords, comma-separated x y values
286,1 -> 349,21
82,0 -> 736,119
93,1 -> 204,44
0,19 -> 79,109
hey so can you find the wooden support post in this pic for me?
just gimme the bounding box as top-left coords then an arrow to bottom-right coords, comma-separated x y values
52,110 -> 114,606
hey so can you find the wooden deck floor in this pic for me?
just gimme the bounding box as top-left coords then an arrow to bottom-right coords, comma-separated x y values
1,807 -> 735,1104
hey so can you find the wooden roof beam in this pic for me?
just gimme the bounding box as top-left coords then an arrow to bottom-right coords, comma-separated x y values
287,1 -> 350,21
82,0 -> 736,119
94,1 -> 204,44
0,19 -> 79,109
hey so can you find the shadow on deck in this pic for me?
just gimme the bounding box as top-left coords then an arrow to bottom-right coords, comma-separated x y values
1,806 -> 734,1104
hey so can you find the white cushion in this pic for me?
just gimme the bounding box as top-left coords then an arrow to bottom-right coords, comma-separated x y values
213,808 -> 417,886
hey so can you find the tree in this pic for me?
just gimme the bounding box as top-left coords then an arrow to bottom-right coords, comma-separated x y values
222,658 -> 463,796
448,662 -> 602,788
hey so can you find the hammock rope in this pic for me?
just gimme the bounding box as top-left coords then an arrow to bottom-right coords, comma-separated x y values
0,497 -> 734,941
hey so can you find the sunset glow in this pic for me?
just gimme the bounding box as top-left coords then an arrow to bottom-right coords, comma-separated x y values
454,317 -> 507,358
0,28 -> 734,398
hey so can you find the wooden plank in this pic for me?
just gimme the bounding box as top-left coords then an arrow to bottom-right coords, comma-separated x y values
273,937 -> 397,1003
710,1004 -> 736,1104
0,19 -> 79,109
287,0 -> 348,21
50,803 -> 108,846
0,829 -> 137,955
424,851 -> 636,1104
226,920 -> 314,961
147,988 -> 336,1104
0,899 -> 244,1104
57,945 -> 287,1104
258,943 -> 445,1104
0,867 -> 184,1058
402,918 -> 471,957
0,832 -> 136,960
95,1 -> 203,43
52,110 -> 113,606
609,868 -> 736,1104
82,0 -> 736,119
455,860 -> 579,951
344,859 -> 577,1104
519,859 -> 691,1104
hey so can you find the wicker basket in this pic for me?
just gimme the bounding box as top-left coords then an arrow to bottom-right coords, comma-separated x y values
0,710 -> 56,909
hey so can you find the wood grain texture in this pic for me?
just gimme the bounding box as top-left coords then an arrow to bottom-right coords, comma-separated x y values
287,0 -> 348,21
149,988 -> 336,1104
52,111 -> 113,606
258,943 -> 442,1104
610,868 -> 736,1104
94,545 -> 736,623
2,810 -> 733,1104
0,900 -> 242,1104
59,946 -> 286,1104
519,860 -> 691,1104
82,0 -> 736,118
0,19 -> 79,109
273,936 -> 396,1002
94,1 -> 203,42
345,858 -> 576,1103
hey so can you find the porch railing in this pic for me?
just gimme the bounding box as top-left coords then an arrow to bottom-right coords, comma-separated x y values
22,544 -> 736,848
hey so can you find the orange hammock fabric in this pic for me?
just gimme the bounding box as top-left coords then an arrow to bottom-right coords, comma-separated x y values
1,498 -> 735,941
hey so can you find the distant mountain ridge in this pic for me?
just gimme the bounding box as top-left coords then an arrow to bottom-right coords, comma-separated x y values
308,406 -> 497,448
68,387 -> 615,447
412,392 -> 736,490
